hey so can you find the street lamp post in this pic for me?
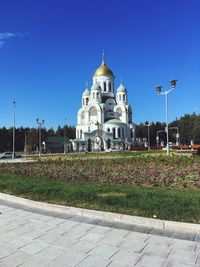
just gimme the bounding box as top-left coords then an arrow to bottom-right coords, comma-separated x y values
12,101 -> 16,159
155,80 -> 177,156
64,117 -> 67,154
24,132 -> 27,158
36,118 -> 44,157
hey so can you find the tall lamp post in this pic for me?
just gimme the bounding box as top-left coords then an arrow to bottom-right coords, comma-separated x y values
64,117 -> 67,154
36,118 -> 44,157
155,80 -> 177,156
12,101 -> 16,159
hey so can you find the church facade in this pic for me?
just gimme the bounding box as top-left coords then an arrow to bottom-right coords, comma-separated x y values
72,54 -> 135,152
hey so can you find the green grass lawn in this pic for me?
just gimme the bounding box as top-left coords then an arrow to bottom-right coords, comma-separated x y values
0,172 -> 200,224
0,152 -> 200,223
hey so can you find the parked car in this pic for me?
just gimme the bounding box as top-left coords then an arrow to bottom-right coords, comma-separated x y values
105,147 -> 121,153
0,152 -> 22,159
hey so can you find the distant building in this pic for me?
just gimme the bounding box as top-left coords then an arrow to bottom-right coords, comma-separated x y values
45,137 -> 72,153
72,53 -> 135,152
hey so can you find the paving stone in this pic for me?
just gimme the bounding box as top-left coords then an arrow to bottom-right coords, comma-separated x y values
19,239 -> 49,255
20,254 -> 66,267
109,249 -> 140,265
72,222 -> 95,232
194,252 -> 200,265
124,231 -> 150,243
77,255 -> 112,267
141,242 -> 171,258
108,261 -> 133,267
163,259 -> 198,267
34,231 -> 61,244
0,245 -> 17,260
135,254 -> 165,266
37,245 -> 67,260
0,251 -> 31,267
70,240 -> 97,254
52,235 -> 78,249
54,249 -> 88,266
89,243 -> 119,259
194,234 -> 200,242
61,228 -> 88,240
119,239 -> 147,253
107,228 -> 130,239
89,225 -> 112,235
146,235 -> 172,249
166,247 -> 199,265
7,237 -> 32,250
79,232 -> 106,244
47,220 -> 79,235
171,239 -> 197,251
99,234 -> 125,247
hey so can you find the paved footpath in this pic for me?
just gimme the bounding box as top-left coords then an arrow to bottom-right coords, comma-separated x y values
0,201 -> 200,267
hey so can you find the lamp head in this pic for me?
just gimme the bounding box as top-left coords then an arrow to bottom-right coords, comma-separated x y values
155,85 -> 162,94
169,79 -> 177,88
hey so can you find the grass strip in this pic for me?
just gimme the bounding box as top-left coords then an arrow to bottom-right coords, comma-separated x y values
0,173 -> 200,224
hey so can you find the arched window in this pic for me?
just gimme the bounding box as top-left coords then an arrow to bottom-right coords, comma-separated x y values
80,130 -> 83,139
82,98 -> 85,106
123,94 -> 126,101
89,107 -> 97,116
107,128 -> 110,133
104,82 -> 106,92
118,128 -> 121,138
116,107 -> 122,117
77,130 -> 79,138
93,92 -> 95,99
113,128 -> 116,139
119,94 -> 121,101
109,82 -> 112,92
97,92 -> 99,99
81,112 -> 85,121
86,98 -> 89,105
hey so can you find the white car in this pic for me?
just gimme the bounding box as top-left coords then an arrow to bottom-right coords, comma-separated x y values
105,147 -> 121,153
0,152 -> 22,159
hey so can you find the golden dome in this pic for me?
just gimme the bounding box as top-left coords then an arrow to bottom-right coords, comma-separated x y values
94,59 -> 114,77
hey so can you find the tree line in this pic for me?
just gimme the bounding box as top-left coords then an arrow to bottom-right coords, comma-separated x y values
135,113 -> 200,146
0,113 -> 199,152
0,125 -> 76,152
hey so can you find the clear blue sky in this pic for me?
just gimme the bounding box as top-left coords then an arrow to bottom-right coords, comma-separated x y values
0,0 -> 200,129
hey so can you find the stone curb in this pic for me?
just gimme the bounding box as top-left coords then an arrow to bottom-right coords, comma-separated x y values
0,192 -> 200,233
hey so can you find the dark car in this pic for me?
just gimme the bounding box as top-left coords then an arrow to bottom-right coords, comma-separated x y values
0,152 -> 22,159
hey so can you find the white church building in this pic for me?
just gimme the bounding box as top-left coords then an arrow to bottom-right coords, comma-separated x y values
72,53 -> 135,152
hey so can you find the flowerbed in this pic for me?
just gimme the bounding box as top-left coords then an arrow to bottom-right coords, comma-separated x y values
0,154 -> 200,189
